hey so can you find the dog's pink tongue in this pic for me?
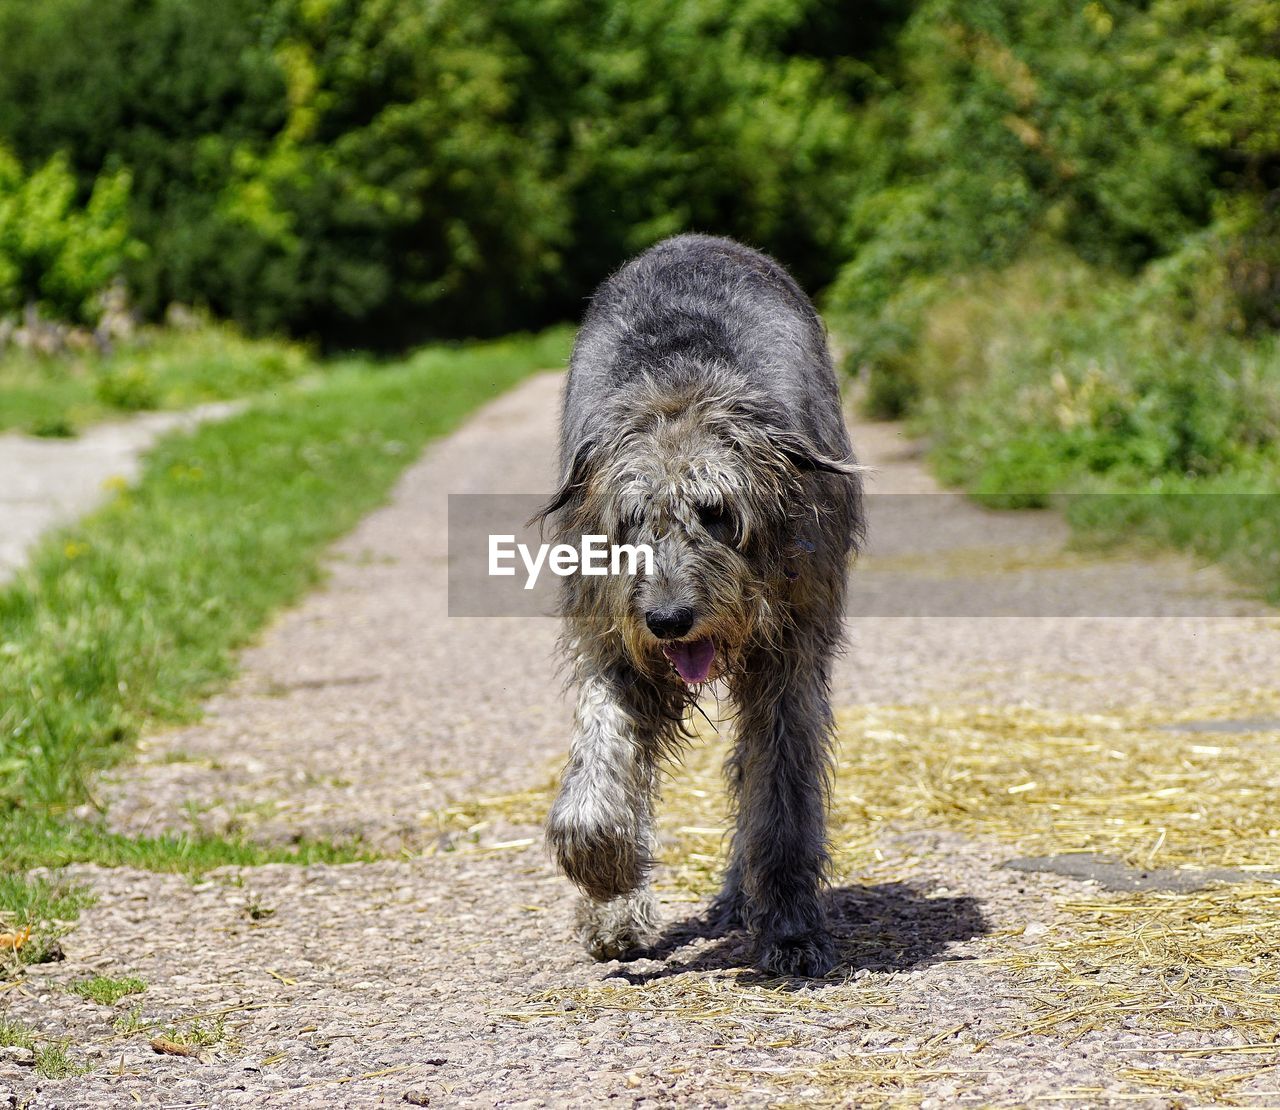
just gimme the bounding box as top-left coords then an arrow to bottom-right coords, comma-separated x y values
662,638 -> 716,684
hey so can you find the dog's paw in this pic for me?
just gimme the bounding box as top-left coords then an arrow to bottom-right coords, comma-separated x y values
546,814 -> 646,903
577,890 -> 661,961
755,929 -> 837,978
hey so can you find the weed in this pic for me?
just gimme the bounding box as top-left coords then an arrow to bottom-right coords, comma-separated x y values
156,1016 -> 225,1049
112,1007 -> 149,1036
0,1018 -> 36,1050
34,1041 -> 87,1079
71,975 -> 147,1005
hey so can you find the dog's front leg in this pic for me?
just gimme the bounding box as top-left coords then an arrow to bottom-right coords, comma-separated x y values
546,663 -> 660,960
730,649 -> 837,977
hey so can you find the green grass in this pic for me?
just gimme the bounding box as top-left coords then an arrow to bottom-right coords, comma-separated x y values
0,324 -> 573,965
1,323 -> 572,812
879,249 -> 1280,602
33,1041 -> 87,1079
0,873 -> 93,969
155,1016 -> 225,1050
0,322 -> 312,435
71,974 -> 147,1005
0,1018 -> 36,1050
1,818 -> 378,873
112,1007 -> 148,1036
0,1018 -> 86,1078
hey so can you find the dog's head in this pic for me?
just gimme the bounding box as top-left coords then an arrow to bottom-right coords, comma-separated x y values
533,376 -> 861,687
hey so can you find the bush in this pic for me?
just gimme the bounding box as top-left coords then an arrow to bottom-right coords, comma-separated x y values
0,147 -> 141,323
907,250 -> 1280,497
0,0 -> 1273,358
0,0 -> 880,344
825,0 -> 1276,384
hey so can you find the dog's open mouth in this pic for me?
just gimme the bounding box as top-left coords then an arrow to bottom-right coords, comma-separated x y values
662,638 -> 716,685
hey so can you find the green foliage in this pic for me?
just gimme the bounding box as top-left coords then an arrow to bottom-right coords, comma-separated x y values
829,0 -> 1280,598
0,0 -> 880,343
919,253 -> 1280,488
906,251 -> 1280,596
0,0 -> 1274,352
494,0 -> 872,305
71,975 -> 148,1005
827,0 -> 1278,384
0,147 -> 141,322
1146,0 -> 1280,162
0,0 -> 290,326
0,322 -> 310,434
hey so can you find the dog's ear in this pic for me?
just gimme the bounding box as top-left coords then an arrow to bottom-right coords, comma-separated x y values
527,439 -> 596,532
773,430 -> 863,478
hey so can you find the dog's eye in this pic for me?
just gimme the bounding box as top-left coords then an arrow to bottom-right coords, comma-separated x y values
696,503 -> 737,544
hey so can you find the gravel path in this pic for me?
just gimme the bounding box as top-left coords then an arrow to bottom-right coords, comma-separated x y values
6,374 -> 1280,1107
0,402 -> 243,584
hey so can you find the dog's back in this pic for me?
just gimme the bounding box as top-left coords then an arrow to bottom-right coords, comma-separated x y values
562,234 -> 850,468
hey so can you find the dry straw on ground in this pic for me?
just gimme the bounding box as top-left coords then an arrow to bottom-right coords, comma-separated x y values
456,694 -> 1280,1103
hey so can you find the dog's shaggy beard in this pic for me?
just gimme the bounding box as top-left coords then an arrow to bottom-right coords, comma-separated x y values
618,556 -> 765,693
559,546 -> 769,706
560,463 -> 792,709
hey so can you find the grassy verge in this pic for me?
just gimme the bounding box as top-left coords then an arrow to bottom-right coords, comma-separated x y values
872,248 -> 1280,601
0,322 -> 311,436
0,325 -> 573,963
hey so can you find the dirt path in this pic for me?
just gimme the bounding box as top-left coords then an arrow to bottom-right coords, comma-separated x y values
0,402 -> 243,584
7,373 -> 1280,1107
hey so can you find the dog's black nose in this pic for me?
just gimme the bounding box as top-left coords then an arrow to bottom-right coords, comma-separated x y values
645,605 -> 695,640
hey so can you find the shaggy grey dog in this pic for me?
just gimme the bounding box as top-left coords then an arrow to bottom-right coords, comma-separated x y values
535,234 -> 863,977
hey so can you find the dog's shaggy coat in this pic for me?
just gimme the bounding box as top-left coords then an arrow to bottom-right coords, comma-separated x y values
538,234 -> 863,976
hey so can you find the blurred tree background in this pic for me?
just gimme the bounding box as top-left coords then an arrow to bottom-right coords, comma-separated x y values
0,0 -> 1276,500
0,0 -> 898,346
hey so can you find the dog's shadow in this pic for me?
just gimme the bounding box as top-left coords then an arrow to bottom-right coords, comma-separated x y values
613,882 -> 988,989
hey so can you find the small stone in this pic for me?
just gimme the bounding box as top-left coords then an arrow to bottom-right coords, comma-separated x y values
1023,922 -> 1049,939
403,1092 -> 431,1107
0,1046 -> 34,1067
